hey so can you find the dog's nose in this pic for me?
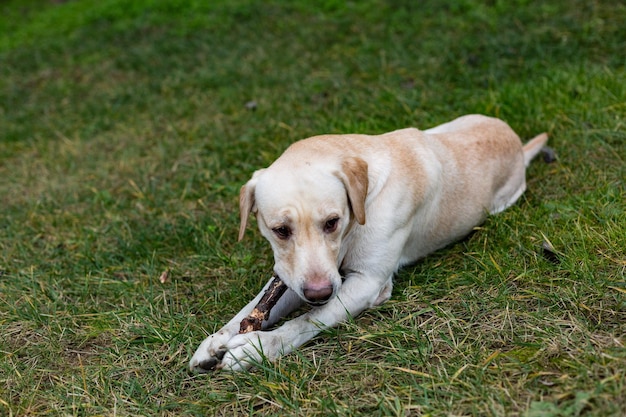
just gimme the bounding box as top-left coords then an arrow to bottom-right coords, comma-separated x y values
303,284 -> 333,304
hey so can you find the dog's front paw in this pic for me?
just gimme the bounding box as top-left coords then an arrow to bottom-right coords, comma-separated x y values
218,331 -> 286,372
189,327 -> 238,373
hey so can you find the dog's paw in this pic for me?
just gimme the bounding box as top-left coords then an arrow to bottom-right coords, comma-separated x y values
189,326 -> 238,373
218,331 -> 286,372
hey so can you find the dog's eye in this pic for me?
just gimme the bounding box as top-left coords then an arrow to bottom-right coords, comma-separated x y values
324,217 -> 340,233
272,226 -> 291,240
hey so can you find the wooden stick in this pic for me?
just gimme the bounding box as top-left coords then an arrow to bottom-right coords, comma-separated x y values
239,275 -> 288,333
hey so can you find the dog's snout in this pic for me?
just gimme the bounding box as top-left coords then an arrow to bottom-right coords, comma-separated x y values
303,284 -> 334,304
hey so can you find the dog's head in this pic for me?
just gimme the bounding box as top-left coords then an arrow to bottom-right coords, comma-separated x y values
238,155 -> 368,305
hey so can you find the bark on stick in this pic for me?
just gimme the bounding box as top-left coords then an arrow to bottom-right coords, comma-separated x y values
239,275 -> 288,334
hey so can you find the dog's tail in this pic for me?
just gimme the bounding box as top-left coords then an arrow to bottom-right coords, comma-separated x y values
522,133 -> 549,167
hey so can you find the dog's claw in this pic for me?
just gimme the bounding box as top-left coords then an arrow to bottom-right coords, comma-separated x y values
192,349 -> 227,373
197,358 -> 219,372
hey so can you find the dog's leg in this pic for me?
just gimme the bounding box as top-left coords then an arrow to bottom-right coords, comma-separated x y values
189,276 -> 303,372
217,273 -> 386,371
373,276 -> 393,306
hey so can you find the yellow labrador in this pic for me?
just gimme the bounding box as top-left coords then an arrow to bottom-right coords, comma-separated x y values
190,114 -> 548,372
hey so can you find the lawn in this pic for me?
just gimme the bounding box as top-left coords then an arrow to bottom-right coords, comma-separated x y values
1,0 -> 625,415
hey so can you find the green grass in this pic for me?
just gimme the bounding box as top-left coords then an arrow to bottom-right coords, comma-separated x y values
1,0 -> 625,415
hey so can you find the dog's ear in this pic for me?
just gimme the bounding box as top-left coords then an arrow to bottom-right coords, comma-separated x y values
238,169 -> 266,241
336,157 -> 368,225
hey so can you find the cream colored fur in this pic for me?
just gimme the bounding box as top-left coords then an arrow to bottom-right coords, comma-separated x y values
190,114 -> 548,372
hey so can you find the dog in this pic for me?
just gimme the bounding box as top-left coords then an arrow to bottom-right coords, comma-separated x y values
189,114 -> 548,372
